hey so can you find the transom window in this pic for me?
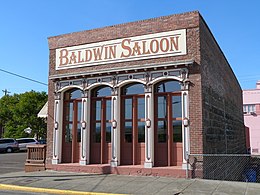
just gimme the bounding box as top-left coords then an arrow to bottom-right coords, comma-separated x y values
122,83 -> 145,95
155,80 -> 181,93
92,86 -> 112,97
64,89 -> 82,100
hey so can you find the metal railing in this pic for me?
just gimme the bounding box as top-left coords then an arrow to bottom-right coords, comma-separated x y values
188,154 -> 260,182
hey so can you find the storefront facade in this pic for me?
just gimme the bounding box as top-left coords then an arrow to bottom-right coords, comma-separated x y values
46,11 -> 246,174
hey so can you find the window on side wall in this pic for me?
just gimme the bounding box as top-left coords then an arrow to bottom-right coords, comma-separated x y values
243,104 -> 256,114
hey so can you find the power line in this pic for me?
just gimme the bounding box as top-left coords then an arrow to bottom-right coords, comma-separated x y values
0,68 -> 47,86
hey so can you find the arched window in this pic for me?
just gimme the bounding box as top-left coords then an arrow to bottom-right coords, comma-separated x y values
122,83 -> 145,95
92,86 -> 112,97
64,88 -> 82,100
155,80 -> 181,93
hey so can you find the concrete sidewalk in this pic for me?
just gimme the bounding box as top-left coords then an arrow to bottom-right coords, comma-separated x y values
0,171 -> 260,195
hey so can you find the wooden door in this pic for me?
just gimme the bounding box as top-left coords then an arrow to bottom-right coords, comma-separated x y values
154,80 -> 183,167
90,98 -> 112,164
154,94 -> 168,166
121,95 -> 145,165
62,99 -> 81,163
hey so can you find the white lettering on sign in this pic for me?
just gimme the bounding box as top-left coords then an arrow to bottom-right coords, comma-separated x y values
56,29 -> 186,70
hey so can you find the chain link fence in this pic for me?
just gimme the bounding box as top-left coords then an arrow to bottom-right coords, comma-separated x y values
187,154 -> 260,182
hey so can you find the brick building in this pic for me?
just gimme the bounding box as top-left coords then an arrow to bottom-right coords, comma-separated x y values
46,11 -> 246,176
243,81 -> 260,154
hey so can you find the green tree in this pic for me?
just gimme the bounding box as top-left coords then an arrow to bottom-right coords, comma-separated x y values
0,91 -> 47,139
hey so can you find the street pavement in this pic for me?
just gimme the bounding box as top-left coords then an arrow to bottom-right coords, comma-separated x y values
0,152 -> 26,174
0,170 -> 260,195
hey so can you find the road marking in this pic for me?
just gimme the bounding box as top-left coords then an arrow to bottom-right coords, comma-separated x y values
0,184 -> 126,195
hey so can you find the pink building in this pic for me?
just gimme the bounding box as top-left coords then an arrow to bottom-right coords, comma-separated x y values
243,81 -> 260,154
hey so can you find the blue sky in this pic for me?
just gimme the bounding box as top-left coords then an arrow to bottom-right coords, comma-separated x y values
0,0 -> 260,98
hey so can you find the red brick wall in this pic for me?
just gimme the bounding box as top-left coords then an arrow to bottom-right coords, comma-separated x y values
46,69 -> 55,164
199,16 -> 246,154
46,11 -> 203,163
48,11 -> 200,78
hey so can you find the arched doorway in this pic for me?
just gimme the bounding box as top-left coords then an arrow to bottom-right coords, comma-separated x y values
154,80 -> 183,166
90,86 -> 112,164
121,83 -> 145,165
62,88 -> 82,163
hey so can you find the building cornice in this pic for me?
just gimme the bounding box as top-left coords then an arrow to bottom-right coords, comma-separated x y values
49,59 -> 194,80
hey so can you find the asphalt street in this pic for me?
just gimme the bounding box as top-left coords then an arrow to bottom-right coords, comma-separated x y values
0,152 -> 26,174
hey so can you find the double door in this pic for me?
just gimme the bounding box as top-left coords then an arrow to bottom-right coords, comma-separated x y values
62,100 -> 81,163
121,95 -> 145,165
90,97 -> 112,164
154,93 -> 183,166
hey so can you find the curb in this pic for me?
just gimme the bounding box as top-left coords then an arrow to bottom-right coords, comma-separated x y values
0,184 -> 126,195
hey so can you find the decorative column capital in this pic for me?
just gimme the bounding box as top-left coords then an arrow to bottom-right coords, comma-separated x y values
182,78 -> 191,91
82,89 -> 89,98
55,81 -> 61,92
112,87 -> 119,96
54,92 -> 61,100
145,84 -> 152,93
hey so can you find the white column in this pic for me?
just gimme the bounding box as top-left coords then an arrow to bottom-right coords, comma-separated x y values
182,91 -> 190,169
111,88 -> 120,167
52,93 -> 62,164
80,95 -> 89,165
144,85 -> 154,168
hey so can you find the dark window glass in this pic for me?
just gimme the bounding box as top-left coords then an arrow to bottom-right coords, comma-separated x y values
158,96 -> 167,118
77,102 -> 82,122
137,98 -> 145,119
124,122 -> 132,143
124,99 -> 132,119
95,101 -> 101,121
64,102 -> 73,121
172,96 -> 182,118
77,123 -> 81,142
138,121 -> 145,143
106,122 -> 111,143
95,123 -> 101,143
155,81 -> 181,93
173,120 -> 182,142
65,124 -> 72,142
106,100 -> 111,121
4,139 -> 14,143
122,83 -> 144,95
157,120 -> 167,143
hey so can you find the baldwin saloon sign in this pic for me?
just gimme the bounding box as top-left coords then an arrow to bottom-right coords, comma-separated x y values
56,29 -> 186,70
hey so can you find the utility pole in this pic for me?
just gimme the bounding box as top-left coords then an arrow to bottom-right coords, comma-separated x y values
2,89 -> 10,96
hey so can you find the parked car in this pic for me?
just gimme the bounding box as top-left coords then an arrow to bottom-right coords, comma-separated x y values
38,139 -> 46,144
16,138 -> 39,151
0,138 -> 20,153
